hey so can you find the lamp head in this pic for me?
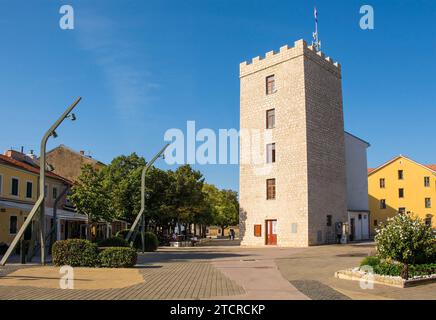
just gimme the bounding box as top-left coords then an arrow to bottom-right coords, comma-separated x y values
52,131 -> 58,138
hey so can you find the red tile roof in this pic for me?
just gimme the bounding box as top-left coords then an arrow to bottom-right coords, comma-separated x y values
0,154 -> 72,185
367,168 -> 375,173
425,164 -> 436,172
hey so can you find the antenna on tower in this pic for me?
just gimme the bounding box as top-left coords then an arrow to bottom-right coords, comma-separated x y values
312,6 -> 321,52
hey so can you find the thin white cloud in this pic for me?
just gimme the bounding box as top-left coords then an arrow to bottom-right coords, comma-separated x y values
75,11 -> 158,117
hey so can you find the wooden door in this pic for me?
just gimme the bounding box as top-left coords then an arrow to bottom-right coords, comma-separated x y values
265,220 -> 277,245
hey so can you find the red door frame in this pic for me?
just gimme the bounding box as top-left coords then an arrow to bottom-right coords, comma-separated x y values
265,220 -> 277,245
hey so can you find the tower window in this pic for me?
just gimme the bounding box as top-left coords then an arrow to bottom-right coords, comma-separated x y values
266,75 -> 276,95
379,178 -> 385,188
399,188 -> 404,198
380,199 -> 386,209
326,215 -> 332,227
424,176 -> 430,187
266,143 -> 276,163
266,109 -> 275,129
425,198 -> 431,208
425,215 -> 432,227
374,220 -> 378,227
399,207 -> 406,214
398,170 -> 404,180
266,179 -> 276,200
254,224 -> 262,237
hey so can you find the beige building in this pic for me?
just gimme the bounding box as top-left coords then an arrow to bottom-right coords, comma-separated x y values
45,144 -> 105,182
239,39 -> 348,247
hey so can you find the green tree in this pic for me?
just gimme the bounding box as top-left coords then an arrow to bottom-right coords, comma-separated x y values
69,164 -> 111,239
167,165 -> 205,232
102,153 -> 146,222
203,184 -> 239,236
375,213 -> 435,279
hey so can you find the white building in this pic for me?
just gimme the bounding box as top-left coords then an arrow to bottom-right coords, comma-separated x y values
345,132 -> 370,241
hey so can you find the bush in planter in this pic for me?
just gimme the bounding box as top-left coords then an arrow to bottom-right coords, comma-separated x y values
98,247 -> 137,268
375,214 -> 435,279
98,237 -> 129,248
115,229 -> 159,251
360,256 -> 380,268
52,239 -> 99,267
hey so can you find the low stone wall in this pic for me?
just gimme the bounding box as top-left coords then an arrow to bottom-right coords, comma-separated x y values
335,268 -> 436,288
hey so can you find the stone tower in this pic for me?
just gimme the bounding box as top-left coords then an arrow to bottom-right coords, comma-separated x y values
239,39 -> 347,247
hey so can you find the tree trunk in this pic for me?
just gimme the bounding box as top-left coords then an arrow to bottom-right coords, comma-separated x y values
221,226 -> 226,237
401,263 -> 409,280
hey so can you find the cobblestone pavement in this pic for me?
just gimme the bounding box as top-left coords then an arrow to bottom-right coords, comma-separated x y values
0,262 -> 244,300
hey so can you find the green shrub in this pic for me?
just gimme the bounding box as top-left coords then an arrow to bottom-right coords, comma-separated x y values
143,232 -> 159,252
115,229 -> 159,251
52,239 -> 99,267
98,247 -> 137,268
375,214 -> 435,279
373,261 -> 403,277
360,256 -> 380,267
98,237 -> 129,248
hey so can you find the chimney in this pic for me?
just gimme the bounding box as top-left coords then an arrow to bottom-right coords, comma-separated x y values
5,149 -> 26,162
80,150 -> 85,155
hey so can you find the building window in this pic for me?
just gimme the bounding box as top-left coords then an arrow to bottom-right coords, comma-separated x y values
380,199 -> 386,209
26,182 -> 33,199
53,187 -> 58,200
398,207 -> 406,214
291,223 -> 298,234
398,170 -> 404,180
266,109 -> 275,129
266,143 -> 276,163
266,179 -> 276,200
425,215 -> 432,227
425,198 -> 431,208
424,176 -> 430,187
11,178 -> 19,196
266,75 -> 276,95
44,185 -> 48,197
374,220 -> 378,227
9,216 -> 17,234
399,188 -> 404,198
379,178 -> 385,188
326,215 -> 332,227
254,224 -> 262,237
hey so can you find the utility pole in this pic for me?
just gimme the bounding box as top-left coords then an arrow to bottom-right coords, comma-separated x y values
125,143 -> 170,251
0,97 -> 81,266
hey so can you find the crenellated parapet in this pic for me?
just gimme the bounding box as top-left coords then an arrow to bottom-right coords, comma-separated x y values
240,39 -> 341,78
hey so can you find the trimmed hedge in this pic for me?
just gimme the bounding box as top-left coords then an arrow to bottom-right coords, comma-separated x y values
98,247 -> 137,268
52,239 -> 99,267
115,229 -> 159,252
98,237 -> 129,248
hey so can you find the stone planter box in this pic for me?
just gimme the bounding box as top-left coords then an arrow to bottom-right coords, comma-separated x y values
335,268 -> 436,288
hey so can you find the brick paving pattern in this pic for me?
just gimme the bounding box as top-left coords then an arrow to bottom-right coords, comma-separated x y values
0,262 -> 244,300
289,280 -> 351,300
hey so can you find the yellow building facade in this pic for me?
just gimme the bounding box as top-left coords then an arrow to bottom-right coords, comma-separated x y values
368,155 -> 436,236
0,150 -> 87,246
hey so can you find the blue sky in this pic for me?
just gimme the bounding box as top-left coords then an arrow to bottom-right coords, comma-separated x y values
0,0 -> 435,192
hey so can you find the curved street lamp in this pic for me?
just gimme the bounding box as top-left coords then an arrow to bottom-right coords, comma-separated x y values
125,143 -> 169,252
0,97 -> 82,266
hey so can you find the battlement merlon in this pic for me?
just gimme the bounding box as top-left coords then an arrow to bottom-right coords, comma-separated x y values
240,39 -> 341,78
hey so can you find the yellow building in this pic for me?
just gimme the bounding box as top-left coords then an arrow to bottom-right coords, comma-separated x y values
368,155 -> 436,236
0,150 -> 87,246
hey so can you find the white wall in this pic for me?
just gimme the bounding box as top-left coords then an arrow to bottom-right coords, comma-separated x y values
345,132 -> 370,211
